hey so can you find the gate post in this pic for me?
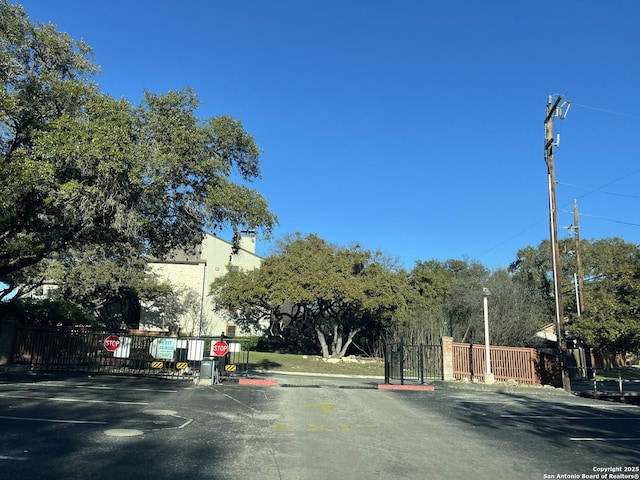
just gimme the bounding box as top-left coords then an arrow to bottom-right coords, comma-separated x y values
384,343 -> 390,384
441,336 -> 454,381
419,344 -> 424,385
0,318 -> 17,366
399,338 -> 405,385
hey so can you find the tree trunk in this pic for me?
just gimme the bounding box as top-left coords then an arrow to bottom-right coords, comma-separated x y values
333,325 -> 343,357
336,327 -> 360,358
315,325 -> 361,359
315,326 -> 330,358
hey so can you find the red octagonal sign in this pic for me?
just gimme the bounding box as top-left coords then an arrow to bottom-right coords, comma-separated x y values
211,340 -> 229,357
103,335 -> 121,352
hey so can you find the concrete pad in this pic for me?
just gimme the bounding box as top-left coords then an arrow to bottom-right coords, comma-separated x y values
378,384 -> 435,391
239,378 -> 280,387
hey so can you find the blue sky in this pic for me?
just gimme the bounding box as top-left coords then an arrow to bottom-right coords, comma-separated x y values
16,1 -> 640,270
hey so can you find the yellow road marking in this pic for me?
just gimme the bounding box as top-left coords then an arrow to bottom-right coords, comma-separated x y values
271,422 -> 378,433
307,424 -> 332,432
307,402 -> 341,414
272,422 -> 294,432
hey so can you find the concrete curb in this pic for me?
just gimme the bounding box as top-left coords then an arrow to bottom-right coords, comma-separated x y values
238,378 -> 279,387
378,384 -> 435,391
236,377 -> 437,390
250,369 -> 384,380
431,380 -> 571,396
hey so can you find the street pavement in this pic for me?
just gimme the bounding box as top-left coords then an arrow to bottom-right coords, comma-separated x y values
0,371 -> 638,480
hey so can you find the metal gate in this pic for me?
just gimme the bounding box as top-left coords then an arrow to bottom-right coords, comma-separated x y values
10,325 -> 251,380
384,339 -> 443,385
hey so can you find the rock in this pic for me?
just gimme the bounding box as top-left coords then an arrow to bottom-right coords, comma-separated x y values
324,358 -> 341,364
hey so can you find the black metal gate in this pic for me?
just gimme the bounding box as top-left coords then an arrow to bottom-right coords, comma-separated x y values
10,325 -> 251,380
384,339 -> 443,385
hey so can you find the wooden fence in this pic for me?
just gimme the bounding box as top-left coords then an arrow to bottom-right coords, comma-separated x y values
452,342 -> 540,385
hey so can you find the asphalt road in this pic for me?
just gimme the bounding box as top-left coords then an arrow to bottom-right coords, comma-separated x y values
0,372 -> 639,480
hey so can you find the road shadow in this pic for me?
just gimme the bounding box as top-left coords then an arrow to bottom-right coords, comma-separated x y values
248,359 -> 282,371
444,389 -> 640,466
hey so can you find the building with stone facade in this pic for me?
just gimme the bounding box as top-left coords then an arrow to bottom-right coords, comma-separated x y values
141,232 -> 262,337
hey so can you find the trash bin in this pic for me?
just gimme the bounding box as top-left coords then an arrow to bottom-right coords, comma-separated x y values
201,356 -> 215,380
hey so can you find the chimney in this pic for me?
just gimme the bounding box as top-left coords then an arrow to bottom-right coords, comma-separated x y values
239,230 -> 256,254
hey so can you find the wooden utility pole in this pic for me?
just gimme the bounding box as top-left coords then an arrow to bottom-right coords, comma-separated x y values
573,200 -> 586,314
544,95 -> 571,393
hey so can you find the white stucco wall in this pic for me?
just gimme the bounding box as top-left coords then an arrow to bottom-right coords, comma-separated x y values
140,233 -> 262,337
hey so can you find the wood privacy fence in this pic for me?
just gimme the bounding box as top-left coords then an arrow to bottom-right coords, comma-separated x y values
452,342 -> 540,384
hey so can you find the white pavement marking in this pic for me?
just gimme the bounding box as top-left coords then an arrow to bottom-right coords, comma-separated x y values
143,409 -> 178,416
142,409 -> 195,430
104,429 -> 144,437
1,383 -> 178,393
155,416 -> 194,430
0,455 -> 29,461
213,387 -> 259,412
0,415 -> 106,424
0,393 -> 148,405
570,437 -> 640,442
501,415 -> 640,420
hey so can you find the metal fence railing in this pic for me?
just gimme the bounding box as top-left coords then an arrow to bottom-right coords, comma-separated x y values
384,339 -> 442,385
11,325 -> 250,380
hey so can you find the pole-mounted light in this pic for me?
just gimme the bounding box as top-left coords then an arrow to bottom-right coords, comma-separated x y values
482,287 -> 494,385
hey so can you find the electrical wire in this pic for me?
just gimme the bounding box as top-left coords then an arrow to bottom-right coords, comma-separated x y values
558,209 -> 640,228
474,215 -> 548,260
572,102 -> 640,120
476,101 -> 640,263
557,181 -> 640,199
557,167 -> 640,203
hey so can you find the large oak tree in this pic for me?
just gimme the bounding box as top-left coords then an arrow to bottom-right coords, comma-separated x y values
211,234 -> 409,358
0,1 -> 276,324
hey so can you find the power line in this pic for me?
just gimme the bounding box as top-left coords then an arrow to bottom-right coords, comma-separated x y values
572,102 -> 640,120
473,216 -> 548,260
558,209 -> 640,228
558,167 -> 640,203
557,181 -> 640,199
475,103 -> 639,264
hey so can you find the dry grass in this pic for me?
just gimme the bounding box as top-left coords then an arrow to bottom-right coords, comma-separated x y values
247,351 -> 384,377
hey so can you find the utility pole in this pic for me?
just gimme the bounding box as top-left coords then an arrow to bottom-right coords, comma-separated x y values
573,200 -> 586,315
544,95 -> 571,393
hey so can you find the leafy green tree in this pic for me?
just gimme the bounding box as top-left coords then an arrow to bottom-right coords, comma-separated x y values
49,244 -> 175,328
1,2 -> 276,319
211,234 -> 409,358
406,259 -> 489,343
405,259 -> 545,346
571,238 -> 640,353
483,269 -> 548,347
1,0 -> 100,281
510,237 -> 640,353
440,259 -> 489,342
509,239 -> 577,318
398,260 -> 451,344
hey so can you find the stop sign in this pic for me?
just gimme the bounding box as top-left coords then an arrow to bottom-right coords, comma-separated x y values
103,335 -> 121,352
211,340 -> 229,357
